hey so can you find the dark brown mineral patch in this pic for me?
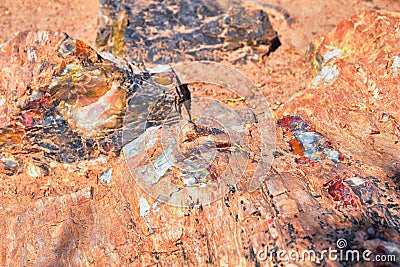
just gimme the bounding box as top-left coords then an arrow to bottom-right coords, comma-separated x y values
96,0 -> 281,64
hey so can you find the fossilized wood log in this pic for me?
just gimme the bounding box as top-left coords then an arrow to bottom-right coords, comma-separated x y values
0,10 -> 400,267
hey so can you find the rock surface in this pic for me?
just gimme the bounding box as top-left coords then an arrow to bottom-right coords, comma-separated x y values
281,10 -> 400,174
0,9 -> 400,267
96,0 -> 281,64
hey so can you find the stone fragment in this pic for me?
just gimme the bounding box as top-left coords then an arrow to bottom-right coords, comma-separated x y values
100,167 -> 112,183
282,10 -> 400,173
277,114 -> 343,163
0,30 -> 181,167
96,0 -> 281,63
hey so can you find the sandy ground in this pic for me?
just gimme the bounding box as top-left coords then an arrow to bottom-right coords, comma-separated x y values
0,0 -> 98,46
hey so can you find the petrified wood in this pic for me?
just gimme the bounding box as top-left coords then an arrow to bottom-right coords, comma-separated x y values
0,7 -> 399,267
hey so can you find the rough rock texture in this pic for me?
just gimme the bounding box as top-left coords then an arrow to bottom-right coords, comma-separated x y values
1,10 -> 400,267
0,31 -> 127,162
0,30 -> 184,211
96,0 -> 281,64
274,9 -> 400,264
281,10 -> 400,174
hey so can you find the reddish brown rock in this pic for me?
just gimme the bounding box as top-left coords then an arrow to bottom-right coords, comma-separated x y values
274,9 -> 400,265
1,187 -> 93,266
1,10 -> 400,267
0,30 -> 130,137
281,10 -> 400,174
